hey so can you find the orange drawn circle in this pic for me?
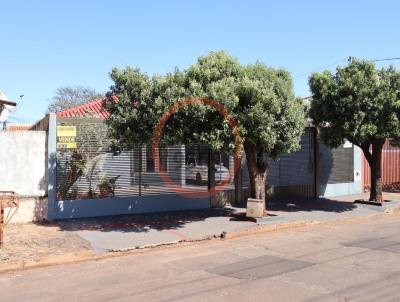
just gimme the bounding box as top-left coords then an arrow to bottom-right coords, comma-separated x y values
151,98 -> 242,199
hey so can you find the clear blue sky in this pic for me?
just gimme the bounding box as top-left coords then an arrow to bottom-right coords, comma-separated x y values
1,0 -> 400,124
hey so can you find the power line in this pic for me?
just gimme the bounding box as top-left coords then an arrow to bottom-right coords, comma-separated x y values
349,56 -> 400,62
293,57 -> 348,79
294,56 -> 400,79
371,57 -> 400,62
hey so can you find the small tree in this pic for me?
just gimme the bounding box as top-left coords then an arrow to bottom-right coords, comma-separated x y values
235,63 -> 305,202
309,59 -> 400,203
47,86 -> 102,113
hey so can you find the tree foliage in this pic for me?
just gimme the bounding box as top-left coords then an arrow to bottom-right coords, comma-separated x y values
309,59 -> 400,202
104,51 -> 305,206
105,68 -> 155,148
47,86 -> 102,113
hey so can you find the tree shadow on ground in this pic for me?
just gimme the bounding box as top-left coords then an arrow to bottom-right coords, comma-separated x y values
53,197 -> 358,234
229,197 -> 358,221
266,198 -> 357,213
56,207 -> 238,233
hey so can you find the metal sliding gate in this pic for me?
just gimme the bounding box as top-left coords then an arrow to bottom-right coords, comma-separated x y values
240,128 -> 356,200
54,117 -> 234,219
241,128 -> 317,199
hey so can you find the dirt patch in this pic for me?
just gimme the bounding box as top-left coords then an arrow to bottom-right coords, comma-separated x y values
0,222 -> 92,264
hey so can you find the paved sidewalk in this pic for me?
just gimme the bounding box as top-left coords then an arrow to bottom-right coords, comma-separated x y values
0,192 -> 399,271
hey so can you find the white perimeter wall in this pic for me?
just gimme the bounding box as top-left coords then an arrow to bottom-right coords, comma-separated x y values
0,131 -> 47,197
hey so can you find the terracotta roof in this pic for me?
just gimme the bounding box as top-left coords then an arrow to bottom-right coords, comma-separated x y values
56,98 -> 110,118
6,124 -> 32,131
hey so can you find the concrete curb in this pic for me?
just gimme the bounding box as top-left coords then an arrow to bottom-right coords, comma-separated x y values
1,205 -> 399,274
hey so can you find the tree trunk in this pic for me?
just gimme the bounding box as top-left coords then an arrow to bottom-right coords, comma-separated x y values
369,141 -> 384,203
362,140 -> 384,203
234,155 -> 243,205
244,141 -> 268,211
208,147 -> 216,195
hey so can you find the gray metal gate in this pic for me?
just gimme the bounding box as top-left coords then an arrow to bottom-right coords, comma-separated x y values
240,128 -> 316,199
54,117 -> 215,219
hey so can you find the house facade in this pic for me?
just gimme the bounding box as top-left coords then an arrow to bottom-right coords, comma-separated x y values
1,99 -> 363,222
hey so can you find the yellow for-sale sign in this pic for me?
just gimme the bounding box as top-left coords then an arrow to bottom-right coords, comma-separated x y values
57,126 -> 77,149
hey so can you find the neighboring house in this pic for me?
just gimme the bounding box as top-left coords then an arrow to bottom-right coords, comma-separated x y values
5,124 -> 32,131
56,98 -> 110,118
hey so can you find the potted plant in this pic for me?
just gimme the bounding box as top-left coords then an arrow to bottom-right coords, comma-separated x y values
97,174 -> 120,198
98,175 -> 113,198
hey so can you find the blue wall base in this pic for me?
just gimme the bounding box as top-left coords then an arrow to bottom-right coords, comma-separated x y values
54,193 -> 210,220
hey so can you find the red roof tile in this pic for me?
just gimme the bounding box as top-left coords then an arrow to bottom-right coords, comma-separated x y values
56,98 -> 110,118
6,124 -> 32,131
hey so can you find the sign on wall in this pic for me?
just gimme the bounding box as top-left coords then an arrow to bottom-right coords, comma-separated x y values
57,126 -> 77,149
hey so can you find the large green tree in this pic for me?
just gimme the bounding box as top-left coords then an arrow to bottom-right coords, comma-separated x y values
309,59 -> 400,203
104,51 -> 305,210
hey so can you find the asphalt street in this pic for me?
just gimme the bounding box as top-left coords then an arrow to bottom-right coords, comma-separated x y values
1,213 -> 400,302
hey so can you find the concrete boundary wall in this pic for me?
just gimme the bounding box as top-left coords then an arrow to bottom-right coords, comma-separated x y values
9,197 -> 48,223
0,131 -> 47,196
54,194 -> 210,220
0,130 -> 49,223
